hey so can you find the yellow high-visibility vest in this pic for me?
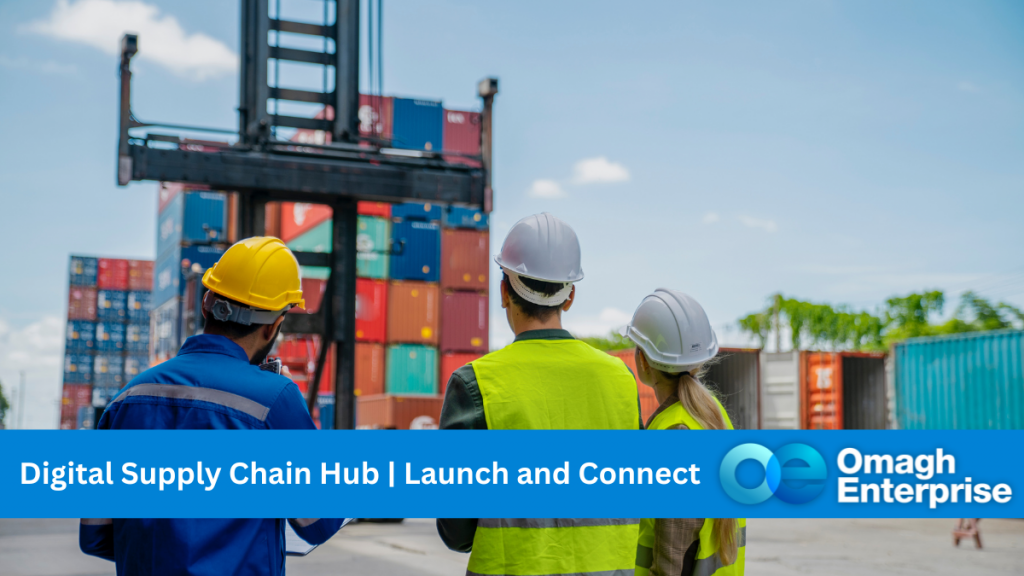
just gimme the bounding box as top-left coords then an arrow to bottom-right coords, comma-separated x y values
467,338 -> 641,576
635,399 -> 746,576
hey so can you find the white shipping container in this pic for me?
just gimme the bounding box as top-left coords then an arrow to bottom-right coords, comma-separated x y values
760,351 -> 800,429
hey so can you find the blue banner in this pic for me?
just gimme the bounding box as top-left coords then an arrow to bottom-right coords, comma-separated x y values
2,430 -> 1020,518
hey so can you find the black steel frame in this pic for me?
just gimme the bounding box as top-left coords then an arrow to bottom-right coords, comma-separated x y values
116,0 -> 497,429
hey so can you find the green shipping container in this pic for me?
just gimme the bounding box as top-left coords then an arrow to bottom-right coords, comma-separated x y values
894,330 -> 1024,429
386,344 -> 438,395
287,220 -> 332,253
357,216 -> 390,279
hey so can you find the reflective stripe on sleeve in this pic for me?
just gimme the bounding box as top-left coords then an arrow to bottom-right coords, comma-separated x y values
112,383 -> 270,422
693,526 -> 746,576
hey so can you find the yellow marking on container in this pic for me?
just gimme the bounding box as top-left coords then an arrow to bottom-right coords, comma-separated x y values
422,327 -> 433,338
471,337 -> 482,346
411,289 -> 419,297
463,273 -> 471,282
473,213 -> 481,222
409,351 -> 417,359
422,265 -> 430,274
424,203 -> 432,211
356,330 -> 364,338
478,275 -> 486,283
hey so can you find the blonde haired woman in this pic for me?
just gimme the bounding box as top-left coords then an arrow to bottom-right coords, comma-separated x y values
622,288 -> 745,576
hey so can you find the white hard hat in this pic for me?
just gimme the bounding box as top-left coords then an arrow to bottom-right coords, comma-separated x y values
495,213 -> 584,305
621,288 -> 718,373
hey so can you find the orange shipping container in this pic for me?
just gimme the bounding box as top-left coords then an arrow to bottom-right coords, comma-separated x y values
127,260 -> 154,291
265,202 -> 282,238
387,281 -> 439,345
439,352 -> 481,396
607,349 -> 658,424
356,394 -> 443,429
799,350 -> 886,430
356,343 -> 386,397
281,203 -> 333,243
441,229 -> 489,291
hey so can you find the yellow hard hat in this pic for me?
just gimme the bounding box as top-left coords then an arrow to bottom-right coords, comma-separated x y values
202,237 -> 305,312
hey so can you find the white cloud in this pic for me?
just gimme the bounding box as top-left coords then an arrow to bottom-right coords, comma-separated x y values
0,54 -> 77,75
738,215 -> 778,233
957,81 -> 981,93
24,0 -> 238,81
564,307 -> 633,338
0,315 -> 64,429
527,179 -> 567,199
572,157 -> 630,184
702,212 -> 720,224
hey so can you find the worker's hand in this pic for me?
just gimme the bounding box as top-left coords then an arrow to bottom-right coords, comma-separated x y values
281,365 -> 292,378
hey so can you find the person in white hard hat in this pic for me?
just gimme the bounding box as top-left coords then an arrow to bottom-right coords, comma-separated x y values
436,213 -> 643,576
623,288 -> 745,576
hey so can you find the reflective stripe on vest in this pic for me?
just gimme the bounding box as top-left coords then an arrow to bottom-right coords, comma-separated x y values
471,339 -> 640,430
469,339 -> 641,576
637,400 -> 744,576
469,520 -> 640,576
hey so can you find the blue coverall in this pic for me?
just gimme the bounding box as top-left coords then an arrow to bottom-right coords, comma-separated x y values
79,334 -> 347,576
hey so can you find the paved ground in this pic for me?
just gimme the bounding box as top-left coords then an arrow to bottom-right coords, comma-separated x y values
1,518 -> 1021,575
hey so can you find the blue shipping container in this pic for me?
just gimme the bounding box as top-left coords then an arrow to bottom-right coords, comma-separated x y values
93,354 -> 124,387
95,321 -> 126,352
66,320 -> 96,352
392,98 -> 443,151
157,191 -> 227,259
76,405 -> 96,429
69,256 -> 98,287
390,220 -> 440,282
124,355 -> 149,381
64,353 -> 93,384
392,202 -> 442,222
127,290 -> 151,322
92,384 -> 122,408
96,289 -> 128,321
318,394 -> 335,430
153,245 -> 225,306
895,330 -> 1024,430
126,322 -> 150,353
152,297 -> 181,364
443,205 -> 488,229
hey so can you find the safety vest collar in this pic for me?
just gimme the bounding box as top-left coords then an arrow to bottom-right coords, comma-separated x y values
512,328 -> 575,343
645,393 -> 681,429
177,334 -> 251,363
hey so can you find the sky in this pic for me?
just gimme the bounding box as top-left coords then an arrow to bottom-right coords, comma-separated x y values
0,0 -> 1022,428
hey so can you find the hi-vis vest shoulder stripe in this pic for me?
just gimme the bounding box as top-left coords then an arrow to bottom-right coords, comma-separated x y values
635,398 -> 745,576
468,338 -> 641,576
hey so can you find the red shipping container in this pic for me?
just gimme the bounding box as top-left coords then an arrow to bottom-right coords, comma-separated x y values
289,278 -> 326,314
357,201 -> 392,218
356,394 -> 442,429
127,260 -> 154,291
443,109 -> 482,167
97,258 -> 129,290
607,349 -> 658,424
359,94 -> 394,140
68,286 -> 98,320
60,384 -> 92,429
265,202 -> 282,238
387,281 -> 439,345
281,203 -> 333,243
441,291 -> 488,353
439,352 -> 481,396
355,342 -> 386,397
356,278 -> 388,342
441,230 -> 489,291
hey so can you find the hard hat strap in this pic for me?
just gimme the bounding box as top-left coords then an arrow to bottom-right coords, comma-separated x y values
206,297 -> 290,326
506,271 -> 574,306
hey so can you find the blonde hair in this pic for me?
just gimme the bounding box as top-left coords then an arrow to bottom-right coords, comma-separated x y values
659,362 -> 739,566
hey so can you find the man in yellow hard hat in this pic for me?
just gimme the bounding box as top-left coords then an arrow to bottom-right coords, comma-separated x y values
79,237 -> 348,576
437,213 -> 642,576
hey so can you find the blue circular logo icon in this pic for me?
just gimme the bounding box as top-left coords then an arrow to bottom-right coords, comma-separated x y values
720,443 -> 826,504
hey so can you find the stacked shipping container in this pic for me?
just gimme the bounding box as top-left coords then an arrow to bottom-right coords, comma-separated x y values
61,255 -> 154,429
151,185 -> 231,365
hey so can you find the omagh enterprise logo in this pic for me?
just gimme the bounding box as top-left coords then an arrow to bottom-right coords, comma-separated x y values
720,443 -> 827,504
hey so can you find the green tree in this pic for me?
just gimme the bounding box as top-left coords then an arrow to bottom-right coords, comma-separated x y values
576,331 -> 634,351
0,379 -> 9,428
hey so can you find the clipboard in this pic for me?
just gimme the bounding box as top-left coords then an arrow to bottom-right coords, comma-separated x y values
286,518 -> 354,556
